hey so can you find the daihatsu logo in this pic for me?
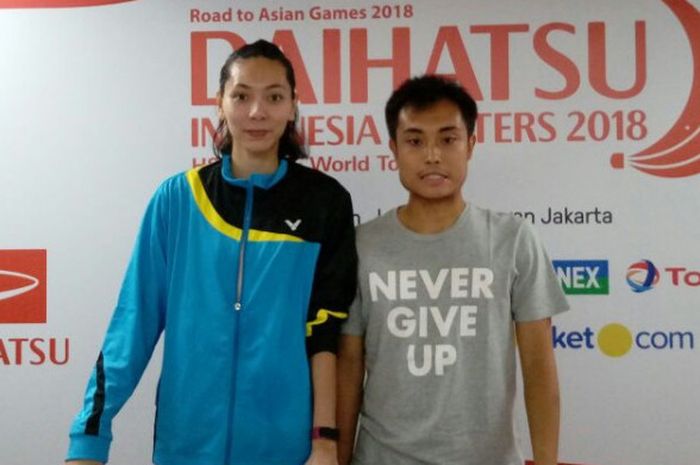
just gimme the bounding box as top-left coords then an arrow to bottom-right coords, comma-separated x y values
0,270 -> 40,301
0,250 -> 47,324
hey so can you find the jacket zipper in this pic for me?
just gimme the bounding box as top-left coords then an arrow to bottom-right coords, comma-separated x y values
234,181 -> 254,311
225,181 -> 254,464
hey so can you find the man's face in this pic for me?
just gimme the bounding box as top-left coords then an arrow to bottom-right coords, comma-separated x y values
390,99 -> 476,203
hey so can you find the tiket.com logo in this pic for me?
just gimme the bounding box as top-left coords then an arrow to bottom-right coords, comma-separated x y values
611,0 -> 700,178
553,260 -> 609,295
553,323 -> 695,357
626,259 -> 700,292
626,259 -> 660,293
0,250 -> 46,323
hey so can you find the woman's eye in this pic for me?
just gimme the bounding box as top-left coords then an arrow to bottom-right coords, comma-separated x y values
269,93 -> 284,102
232,93 -> 247,101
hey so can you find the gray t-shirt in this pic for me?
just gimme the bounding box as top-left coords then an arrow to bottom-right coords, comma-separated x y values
342,205 -> 569,465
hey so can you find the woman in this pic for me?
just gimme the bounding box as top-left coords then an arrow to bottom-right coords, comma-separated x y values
66,40 -> 357,465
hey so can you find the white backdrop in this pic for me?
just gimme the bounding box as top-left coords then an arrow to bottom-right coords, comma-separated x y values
1,1 -> 699,464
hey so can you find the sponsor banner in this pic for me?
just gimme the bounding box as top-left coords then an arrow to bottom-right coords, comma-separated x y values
0,336 -> 70,365
0,249 -> 71,366
553,260 -> 610,295
609,0 -> 700,178
627,259 -> 700,292
553,323 -> 695,357
525,462 -> 595,465
0,249 -> 46,324
0,0 -> 134,7
2,1 -> 699,464
184,0 -> 700,182
514,208 -> 613,226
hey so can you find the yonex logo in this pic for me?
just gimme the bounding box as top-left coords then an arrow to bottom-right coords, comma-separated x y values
285,219 -> 302,231
553,260 -> 609,295
0,250 -> 47,324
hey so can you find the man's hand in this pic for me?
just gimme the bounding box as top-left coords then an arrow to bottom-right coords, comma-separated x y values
516,317 -> 560,465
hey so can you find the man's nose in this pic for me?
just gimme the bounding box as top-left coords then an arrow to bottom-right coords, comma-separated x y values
425,143 -> 442,163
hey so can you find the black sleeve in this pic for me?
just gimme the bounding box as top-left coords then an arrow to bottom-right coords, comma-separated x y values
305,187 -> 358,356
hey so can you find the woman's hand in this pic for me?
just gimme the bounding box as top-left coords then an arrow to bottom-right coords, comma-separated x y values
304,438 -> 339,465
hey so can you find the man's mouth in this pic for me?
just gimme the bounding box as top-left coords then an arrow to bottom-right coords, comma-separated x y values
420,172 -> 447,181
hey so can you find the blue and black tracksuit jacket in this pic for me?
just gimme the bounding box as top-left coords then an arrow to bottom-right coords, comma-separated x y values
67,156 -> 358,465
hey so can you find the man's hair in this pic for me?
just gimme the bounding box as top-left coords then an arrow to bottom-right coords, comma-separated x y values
385,75 -> 478,141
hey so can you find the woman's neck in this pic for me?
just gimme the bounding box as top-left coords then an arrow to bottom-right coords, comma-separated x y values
231,150 -> 279,179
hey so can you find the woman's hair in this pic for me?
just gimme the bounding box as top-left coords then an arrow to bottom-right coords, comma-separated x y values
213,39 -> 307,161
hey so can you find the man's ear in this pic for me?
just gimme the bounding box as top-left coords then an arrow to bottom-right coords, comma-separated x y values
466,133 -> 476,161
389,139 -> 398,158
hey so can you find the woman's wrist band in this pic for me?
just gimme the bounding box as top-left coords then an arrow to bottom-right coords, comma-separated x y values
311,426 -> 340,441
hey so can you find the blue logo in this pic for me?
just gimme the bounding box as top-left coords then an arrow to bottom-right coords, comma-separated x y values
626,259 -> 660,293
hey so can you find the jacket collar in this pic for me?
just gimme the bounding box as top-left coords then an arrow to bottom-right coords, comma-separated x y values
221,155 -> 288,189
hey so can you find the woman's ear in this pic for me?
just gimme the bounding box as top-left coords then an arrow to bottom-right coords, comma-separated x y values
216,92 -> 224,120
289,93 -> 298,122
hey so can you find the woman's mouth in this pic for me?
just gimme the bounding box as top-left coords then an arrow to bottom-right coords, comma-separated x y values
245,129 -> 270,138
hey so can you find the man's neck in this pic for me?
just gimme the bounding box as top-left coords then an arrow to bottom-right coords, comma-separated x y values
398,196 -> 467,234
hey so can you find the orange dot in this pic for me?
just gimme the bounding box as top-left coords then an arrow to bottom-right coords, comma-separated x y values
610,153 -> 625,169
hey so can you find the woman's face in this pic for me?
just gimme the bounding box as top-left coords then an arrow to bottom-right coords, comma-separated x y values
218,57 -> 296,161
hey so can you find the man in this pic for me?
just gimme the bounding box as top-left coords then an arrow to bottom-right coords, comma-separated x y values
337,75 -> 568,465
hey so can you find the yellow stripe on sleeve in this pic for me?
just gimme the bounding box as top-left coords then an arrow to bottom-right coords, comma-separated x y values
306,308 -> 349,337
248,229 -> 304,243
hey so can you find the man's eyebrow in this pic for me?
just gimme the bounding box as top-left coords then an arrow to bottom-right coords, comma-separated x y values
400,126 -> 461,134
